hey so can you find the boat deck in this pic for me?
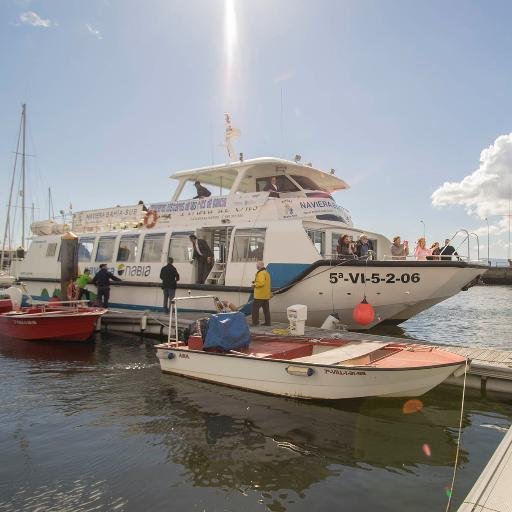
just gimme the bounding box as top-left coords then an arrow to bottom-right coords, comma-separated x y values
458,424 -> 512,512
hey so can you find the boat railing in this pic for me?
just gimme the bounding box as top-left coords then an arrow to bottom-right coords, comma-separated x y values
167,295 -> 222,344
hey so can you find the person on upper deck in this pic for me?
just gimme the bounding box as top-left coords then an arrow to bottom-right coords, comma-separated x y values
355,234 -> 374,259
336,235 -> 355,259
390,236 -> 409,260
138,200 -> 148,212
264,176 -> 280,198
193,181 -> 211,199
440,239 -> 458,260
413,238 -> 431,261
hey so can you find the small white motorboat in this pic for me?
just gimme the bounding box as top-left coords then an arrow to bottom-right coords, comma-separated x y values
155,296 -> 467,400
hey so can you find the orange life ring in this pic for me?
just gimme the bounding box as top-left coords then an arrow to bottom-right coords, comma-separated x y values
144,209 -> 158,229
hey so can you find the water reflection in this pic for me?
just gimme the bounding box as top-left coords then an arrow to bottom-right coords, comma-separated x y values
0,336 -> 97,364
133,376 -> 469,492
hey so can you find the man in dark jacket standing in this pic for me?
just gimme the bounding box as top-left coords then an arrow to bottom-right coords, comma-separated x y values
92,264 -> 122,307
189,234 -> 214,284
160,257 -> 180,314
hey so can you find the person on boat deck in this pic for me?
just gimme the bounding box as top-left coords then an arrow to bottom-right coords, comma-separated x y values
193,181 -> 211,199
440,239 -> 458,260
189,234 -> 213,284
264,176 -> 280,198
160,257 -> 180,314
390,236 -> 409,260
138,200 -> 148,212
75,268 -> 92,303
92,264 -> 121,308
336,235 -> 354,259
428,242 -> 441,260
355,234 -> 374,259
251,261 -> 272,326
413,238 -> 432,261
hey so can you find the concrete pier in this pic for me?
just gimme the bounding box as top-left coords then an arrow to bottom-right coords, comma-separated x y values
458,424 -> 512,512
481,267 -> 512,285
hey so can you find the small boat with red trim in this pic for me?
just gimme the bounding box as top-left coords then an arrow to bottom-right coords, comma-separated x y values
0,299 -> 106,342
155,296 -> 468,400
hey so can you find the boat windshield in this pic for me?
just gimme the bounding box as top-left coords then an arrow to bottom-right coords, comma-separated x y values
290,175 -> 328,192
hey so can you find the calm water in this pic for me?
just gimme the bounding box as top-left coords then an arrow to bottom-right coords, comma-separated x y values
1,285 -> 511,512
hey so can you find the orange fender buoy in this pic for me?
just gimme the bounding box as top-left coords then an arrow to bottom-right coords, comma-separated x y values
352,297 -> 375,326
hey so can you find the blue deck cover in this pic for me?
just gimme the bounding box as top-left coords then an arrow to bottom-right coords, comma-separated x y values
203,312 -> 251,352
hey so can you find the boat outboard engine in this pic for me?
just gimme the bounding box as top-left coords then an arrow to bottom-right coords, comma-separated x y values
287,304 -> 307,336
4,286 -> 23,310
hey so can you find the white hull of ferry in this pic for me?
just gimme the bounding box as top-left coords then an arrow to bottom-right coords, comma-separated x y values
155,346 -> 462,400
21,261 -> 482,329
16,156 -> 486,330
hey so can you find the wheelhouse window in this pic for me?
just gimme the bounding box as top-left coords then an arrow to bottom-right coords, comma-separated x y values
255,176 -> 300,193
117,235 -> 139,262
95,236 -> 116,262
141,233 -> 165,262
168,233 -> 194,262
306,229 -> 325,257
232,229 -> 265,262
46,243 -> 57,257
78,238 -> 95,262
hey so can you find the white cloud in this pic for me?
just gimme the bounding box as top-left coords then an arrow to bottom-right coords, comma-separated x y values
274,71 -> 294,83
19,11 -> 54,28
86,23 -> 102,40
431,133 -> 512,234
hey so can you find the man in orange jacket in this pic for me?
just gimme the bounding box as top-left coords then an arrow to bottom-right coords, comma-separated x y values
251,261 -> 272,326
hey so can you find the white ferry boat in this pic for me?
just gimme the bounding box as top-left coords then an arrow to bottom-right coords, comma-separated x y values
13,155 -> 485,329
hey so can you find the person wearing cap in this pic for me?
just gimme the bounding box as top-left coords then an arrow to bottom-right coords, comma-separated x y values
189,234 -> 213,284
75,268 -> 92,302
193,181 -> 211,199
92,264 -> 122,307
390,236 -> 409,260
355,234 -> 374,259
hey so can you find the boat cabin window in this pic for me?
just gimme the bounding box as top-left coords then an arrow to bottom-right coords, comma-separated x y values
306,229 -> 325,257
117,235 -> 139,262
78,238 -> 95,262
232,229 -> 265,262
168,233 -> 193,262
46,243 -> 57,258
290,175 -> 328,192
141,233 -> 165,262
95,236 -> 116,262
255,176 -> 300,193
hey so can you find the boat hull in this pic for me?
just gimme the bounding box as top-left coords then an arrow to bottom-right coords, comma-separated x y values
155,346 -> 463,400
22,261 -> 484,330
0,312 -> 104,342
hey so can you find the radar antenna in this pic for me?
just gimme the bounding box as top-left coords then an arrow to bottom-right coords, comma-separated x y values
223,113 -> 241,162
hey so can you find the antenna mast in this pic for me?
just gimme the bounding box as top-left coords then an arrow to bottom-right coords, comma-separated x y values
223,113 -> 241,162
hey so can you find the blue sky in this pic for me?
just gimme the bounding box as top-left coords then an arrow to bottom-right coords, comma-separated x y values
1,0 -> 512,259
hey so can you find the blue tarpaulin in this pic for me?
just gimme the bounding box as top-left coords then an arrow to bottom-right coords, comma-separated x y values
203,312 -> 251,352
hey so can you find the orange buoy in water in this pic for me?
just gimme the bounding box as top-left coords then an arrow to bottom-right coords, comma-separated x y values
352,297 -> 375,326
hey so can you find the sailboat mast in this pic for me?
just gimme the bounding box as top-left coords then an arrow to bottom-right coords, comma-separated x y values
1,105 -> 24,269
21,103 -> 26,249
